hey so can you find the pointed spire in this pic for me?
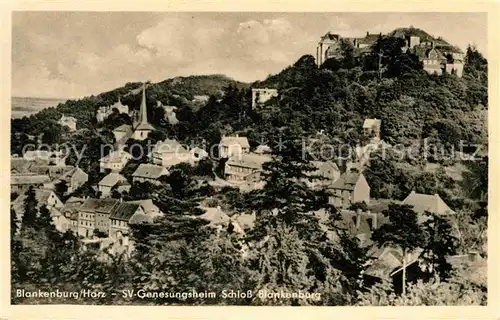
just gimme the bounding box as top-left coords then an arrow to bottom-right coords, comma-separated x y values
139,82 -> 148,125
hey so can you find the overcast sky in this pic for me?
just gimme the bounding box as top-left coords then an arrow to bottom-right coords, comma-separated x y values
12,12 -> 487,99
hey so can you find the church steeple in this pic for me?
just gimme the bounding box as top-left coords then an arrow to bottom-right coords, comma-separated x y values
138,83 -> 148,124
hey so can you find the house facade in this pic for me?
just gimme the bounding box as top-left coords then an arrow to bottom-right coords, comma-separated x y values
225,153 -> 271,183
99,150 -> 132,173
109,203 -> 144,239
58,167 -> 88,194
328,170 -> 370,209
251,88 -> 278,109
150,139 -> 191,167
219,135 -> 250,159
98,172 -> 128,197
77,198 -> 120,237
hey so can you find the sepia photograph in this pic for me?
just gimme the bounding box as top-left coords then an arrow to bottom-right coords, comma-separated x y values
6,9 -> 491,310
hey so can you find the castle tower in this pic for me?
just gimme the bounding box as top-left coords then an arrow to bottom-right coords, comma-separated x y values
133,83 -> 155,141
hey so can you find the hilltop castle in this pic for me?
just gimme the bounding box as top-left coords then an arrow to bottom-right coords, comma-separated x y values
316,27 -> 465,77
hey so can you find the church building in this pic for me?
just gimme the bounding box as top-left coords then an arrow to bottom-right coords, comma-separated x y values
132,83 -> 155,141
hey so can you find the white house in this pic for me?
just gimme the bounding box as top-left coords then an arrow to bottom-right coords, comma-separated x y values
58,114 -> 77,131
150,139 -> 191,167
219,134 -> 250,159
99,150 -> 132,173
98,172 -> 128,197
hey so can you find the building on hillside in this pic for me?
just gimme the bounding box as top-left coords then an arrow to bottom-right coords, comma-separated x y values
225,153 -> 271,183
12,188 -> 65,232
98,172 -> 128,197
150,139 -> 191,167
132,164 -> 169,185
113,124 -> 134,146
402,191 -> 455,222
251,88 -> 278,109
219,134 -> 250,159
254,144 -> 272,154
57,167 -> 88,194
306,160 -> 341,188
23,150 -> 51,162
58,114 -> 77,132
157,101 -> 180,125
99,150 -> 132,173
96,97 -> 129,122
316,32 -> 341,66
328,170 -> 370,209
364,246 -> 425,293
60,196 -> 85,233
190,147 -> 209,163
11,174 -> 51,194
192,95 -> 210,104
128,199 -> 162,218
347,32 -> 381,53
77,198 -> 120,237
363,118 -> 382,143
109,202 -> 144,239
11,157 -> 35,174
29,164 -> 74,180
132,83 -> 155,141
199,206 -> 231,231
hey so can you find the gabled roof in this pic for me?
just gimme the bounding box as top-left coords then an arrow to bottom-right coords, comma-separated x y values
220,136 -> 250,149
59,167 -> 88,182
129,212 -> 154,225
12,188 -> 59,211
99,172 -> 127,187
402,191 -> 454,215
364,246 -> 424,280
11,158 -> 34,173
363,118 -> 381,129
199,206 -> 231,225
226,153 -> 272,169
330,171 -> 364,191
110,202 -> 141,221
113,124 -> 133,133
320,32 -> 340,42
128,199 -> 161,217
132,164 -> 168,179
134,122 -> 155,131
425,48 -> 446,61
79,198 -> 120,214
11,174 -> 51,185
311,160 -> 340,175
153,139 -> 188,154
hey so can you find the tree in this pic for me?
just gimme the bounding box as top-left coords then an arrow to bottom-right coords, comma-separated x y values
371,203 -> 426,295
21,187 -> 38,230
54,180 -> 69,199
11,208 -> 18,239
38,205 -> 56,233
420,212 -> 457,280
249,222 -> 316,306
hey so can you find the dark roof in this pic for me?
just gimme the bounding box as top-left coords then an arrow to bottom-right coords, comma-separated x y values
11,174 -> 51,185
110,202 -> 141,221
132,164 -> 167,179
79,198 -> 119,214
330,171 -> 362,191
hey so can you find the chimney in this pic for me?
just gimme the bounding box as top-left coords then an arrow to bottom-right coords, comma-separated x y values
366,31 -> 369,36
356,208 -> 362,229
